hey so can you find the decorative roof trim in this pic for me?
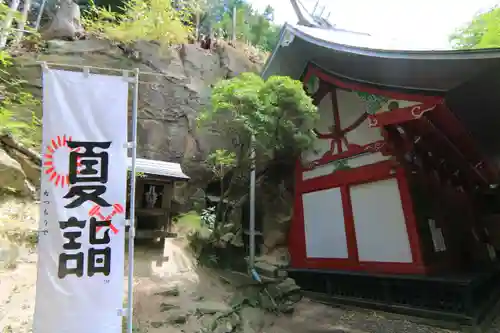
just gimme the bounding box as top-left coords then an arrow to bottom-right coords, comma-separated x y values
303,61 -> 448,94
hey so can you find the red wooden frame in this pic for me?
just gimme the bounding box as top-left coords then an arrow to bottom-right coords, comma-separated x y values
291,63 -> 500,275
301,64 -> 444,172
306,62 -> 497,183
367,102 -> 439,128
290,159 -> 426,274
289,64 -> 448,275
305,64 -> 444,104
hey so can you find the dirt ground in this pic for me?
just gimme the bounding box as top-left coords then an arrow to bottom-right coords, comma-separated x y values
1,197 -> 500,333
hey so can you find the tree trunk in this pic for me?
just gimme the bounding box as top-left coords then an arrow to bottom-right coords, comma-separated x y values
195,11 -> 200,41
34,0 -> 47,30
0,0 -> 21,49
14,0 -> 32,45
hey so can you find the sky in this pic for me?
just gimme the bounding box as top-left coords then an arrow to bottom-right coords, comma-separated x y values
248,0 -> 500,49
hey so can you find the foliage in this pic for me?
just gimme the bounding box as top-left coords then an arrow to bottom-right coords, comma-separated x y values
200,206 -> 216,230
0,2 -> 42,148
207,149 -> 236,179
175,210 -> 203,231
199,72 -> 318,162
83,0 -> 194,47
207,0 -> 279,50
450,6 -> 500,49
0,52 -> 40,148
0,227 -> 38,249
126,170 -> 145,179
203,0 -> 279,51
204,149 -> 236,228
198,73 -> 316,231
88,0 -> 281,52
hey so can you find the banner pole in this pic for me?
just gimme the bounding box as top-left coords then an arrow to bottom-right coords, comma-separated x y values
126,68 -> 140,333
249,134 -> 256,267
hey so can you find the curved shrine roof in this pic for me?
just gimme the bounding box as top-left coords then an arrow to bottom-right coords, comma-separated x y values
262,23 -> 500,92
262,24 -> 500,161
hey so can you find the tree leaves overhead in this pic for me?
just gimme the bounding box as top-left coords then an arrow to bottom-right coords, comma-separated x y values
84,0 -> 193,47
199,72 -> 318,160
89,0 -> 281,51
450,6 -> 500,49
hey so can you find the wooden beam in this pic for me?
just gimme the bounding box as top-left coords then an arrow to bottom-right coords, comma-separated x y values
368,102 -> 439,128
405,119 -> 485,189
426,104 -> 498,183
375,105 -> 490,189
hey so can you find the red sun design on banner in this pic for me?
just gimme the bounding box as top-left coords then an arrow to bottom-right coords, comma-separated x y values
43,135 -> 82,188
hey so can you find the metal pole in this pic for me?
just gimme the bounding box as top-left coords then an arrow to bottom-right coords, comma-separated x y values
14,0 -> 31,45
249,135 -> 256,267
126,68 -> 139,333
232,6 -> 236,43
35,0 -> 47,31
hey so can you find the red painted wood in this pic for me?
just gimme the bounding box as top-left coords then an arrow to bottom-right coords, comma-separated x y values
368,102 -> 440,127
430,104 -> 498,183
302,69 -> 313,89
307,64 -> 443,104
291,257 -> 427,275
302,141 -> 388,170
287,64 -> 486,275
298,160 -> 396,194
341,186 -> 359,263
305,63 -> 497,184
291,156 -> 428,275
290,159 -> 307,268
395,168 -> 424,267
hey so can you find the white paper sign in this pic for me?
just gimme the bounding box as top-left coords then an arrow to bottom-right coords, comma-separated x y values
33,68 -> 128,333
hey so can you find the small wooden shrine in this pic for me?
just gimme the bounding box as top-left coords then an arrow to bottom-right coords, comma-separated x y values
127,158 -> 189,242
262,22 -> 500,324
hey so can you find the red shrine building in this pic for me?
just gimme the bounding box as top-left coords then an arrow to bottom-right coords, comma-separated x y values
262,22 -> 500,324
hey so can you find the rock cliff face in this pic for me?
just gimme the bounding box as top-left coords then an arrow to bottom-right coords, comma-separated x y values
12,39 -> 263,200
7,39 -> 295,263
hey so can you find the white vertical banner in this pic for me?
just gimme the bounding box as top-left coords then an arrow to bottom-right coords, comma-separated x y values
34,68 -> 129,333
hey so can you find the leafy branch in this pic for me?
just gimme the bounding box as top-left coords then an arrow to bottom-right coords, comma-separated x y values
198,72 -> 317,228
0,49 -> 40,148
83,0 -> 195,48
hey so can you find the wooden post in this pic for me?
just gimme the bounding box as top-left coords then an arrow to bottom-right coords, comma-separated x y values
161,182 -> 173,234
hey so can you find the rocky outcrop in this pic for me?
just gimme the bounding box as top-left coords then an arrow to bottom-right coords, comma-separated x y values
0,147 -> 31,195
11,38 -> 263,201
0,134 -> 42,196
41,0 -> 85,41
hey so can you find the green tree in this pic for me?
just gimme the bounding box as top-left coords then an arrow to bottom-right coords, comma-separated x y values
206,149 -> 236,228
86,0 -> 281,51
199,72 -> 317,171
247,5 -> 272,45
450,6 -> 500,49
83,0 -> 194,47
198,72 -> 317,227
0,3 -> 40,148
